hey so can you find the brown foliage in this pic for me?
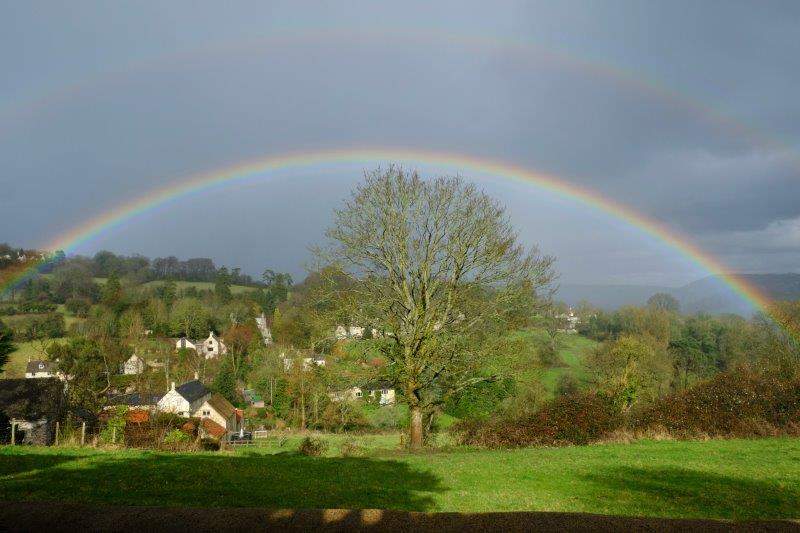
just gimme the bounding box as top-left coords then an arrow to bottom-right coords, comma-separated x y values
455,391 -> 622,447
632,366 -> 800,437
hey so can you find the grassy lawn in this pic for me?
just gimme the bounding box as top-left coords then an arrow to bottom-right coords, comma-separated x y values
0,437 -> 797,519
499,329 -> 598,396
141,280 -> 255,294
540,333 -> 597,393
1,339 -> 65,378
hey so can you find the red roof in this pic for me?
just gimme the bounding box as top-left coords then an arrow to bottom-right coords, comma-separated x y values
201,418 -> 226,439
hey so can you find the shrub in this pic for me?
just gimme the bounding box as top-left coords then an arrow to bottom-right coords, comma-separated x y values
367,404 -> 405,430
65,297 -> 91,317
455,391 -> 622,448
99,406 -> 127,445
444,378 -> 516,420
163,429 -> 191,446
298,436 -> 328,456
19,301 -> 57,314
339,438 -> 364,457
632,366 -> 800,437
9,313 -> 65,340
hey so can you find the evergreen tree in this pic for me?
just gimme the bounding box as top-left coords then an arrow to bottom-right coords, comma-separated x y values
0,320 -> 15,372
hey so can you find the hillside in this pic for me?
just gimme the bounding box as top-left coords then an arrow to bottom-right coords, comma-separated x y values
140,280 -> 256,294
559,273 -> 800,315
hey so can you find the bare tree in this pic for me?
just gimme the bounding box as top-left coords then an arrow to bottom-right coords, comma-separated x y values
318,167 -> 555,448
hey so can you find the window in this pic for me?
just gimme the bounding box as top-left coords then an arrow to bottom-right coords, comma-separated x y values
202,410 -> 210,416
382,389 -> 389,395
355,391 -> 362,397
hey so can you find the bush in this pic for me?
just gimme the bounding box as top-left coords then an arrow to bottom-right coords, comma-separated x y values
99,406 -> 127,445
19,301 -> 57,314
367,404 -> 405,430
298,436 -> 328,456
9,313 -> 65,340
65,297 -> 91,317
163,429 -> 191,446
339,438 -> 364,457
632,366 -> 800,438
455,391 -> 622,448
444,378 -> 516,420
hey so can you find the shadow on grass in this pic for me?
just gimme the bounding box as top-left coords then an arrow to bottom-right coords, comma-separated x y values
0,451 -> 445,511
0,451 -> 76,477
581,466 -> 800,520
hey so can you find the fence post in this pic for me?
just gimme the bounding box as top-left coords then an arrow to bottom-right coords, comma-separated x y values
81,422 -> 86,446
112,426 -> 116,444
10,419 -> 16,446
55,421 -> 60,446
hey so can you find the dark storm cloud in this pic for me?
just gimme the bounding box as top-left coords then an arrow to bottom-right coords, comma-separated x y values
1,1 -> 798,283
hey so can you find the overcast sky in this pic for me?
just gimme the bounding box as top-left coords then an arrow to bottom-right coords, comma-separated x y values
1,1 -> 798,287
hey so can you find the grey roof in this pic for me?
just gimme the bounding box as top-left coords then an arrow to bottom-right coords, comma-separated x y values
108,392 -> 162,406
25,360 -> 57,374
363,380 -> 394,391
176,380 -> 210,403
0,378 -> 64,420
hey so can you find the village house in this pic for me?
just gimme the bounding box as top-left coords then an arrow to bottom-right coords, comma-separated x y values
255,313 -> 273,345
557,309 -> 580,334
156,379 -> 240,438
120,354 -> 145,375
281,353 -> 326,372
175,332 -> 227,359
330,381 -> 396,406
25,360 -> 59,379
0,378 -> 65,445
25,360 -> 68,381
335,325 -> 383,340
158,380 -> 211,417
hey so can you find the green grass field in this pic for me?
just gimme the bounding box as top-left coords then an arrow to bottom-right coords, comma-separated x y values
1,437 -> 797,519
141,280 -> 256,294
0,339 -> 65,378
497,329 -> 597,396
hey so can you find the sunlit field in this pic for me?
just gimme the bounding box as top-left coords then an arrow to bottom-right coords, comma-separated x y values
2,437 -> 798,520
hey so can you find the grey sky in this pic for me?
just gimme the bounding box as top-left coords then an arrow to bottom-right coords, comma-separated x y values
1,1 -> 798,287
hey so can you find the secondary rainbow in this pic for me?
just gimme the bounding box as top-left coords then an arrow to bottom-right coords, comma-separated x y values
1,148 -> 773,313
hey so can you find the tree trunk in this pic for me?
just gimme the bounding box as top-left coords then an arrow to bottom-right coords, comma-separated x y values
409,405 -> 424,450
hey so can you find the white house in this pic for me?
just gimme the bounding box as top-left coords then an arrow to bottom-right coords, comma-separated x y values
175,332 -> 228,359
281,353 -> 326,372
195,393 -> 240,436
557,309 -> 580,334
335,325 -> 370,340
156,379 -> 240,437
255,314 -> 273,345
330,382 -> 396,406
25,360 -> 67,381
120,354 -> 145,375
157,380 -> 211,417
200,332 -> 227,358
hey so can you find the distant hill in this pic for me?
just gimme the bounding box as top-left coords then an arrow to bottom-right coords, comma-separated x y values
558,273 -> 800,316
674,273 -> 800,316
557,284 -> 672,311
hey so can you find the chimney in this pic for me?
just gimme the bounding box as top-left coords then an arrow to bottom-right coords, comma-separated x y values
170,381 -> 175,391
194,372 -> 199,380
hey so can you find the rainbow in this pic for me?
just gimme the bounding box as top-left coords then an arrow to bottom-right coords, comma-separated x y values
0,148 -> 773,313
